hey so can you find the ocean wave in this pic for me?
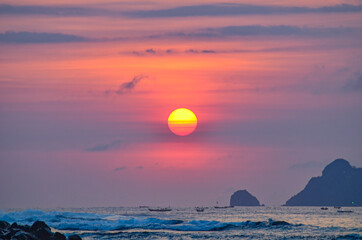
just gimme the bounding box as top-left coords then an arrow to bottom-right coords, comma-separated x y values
336,234 -> 362,239
0,209 -> 297,232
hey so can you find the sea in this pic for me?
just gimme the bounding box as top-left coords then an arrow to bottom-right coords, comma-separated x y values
0,207 -> 361,239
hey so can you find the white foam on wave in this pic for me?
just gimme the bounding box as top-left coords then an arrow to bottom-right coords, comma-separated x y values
0,209 -> 292,232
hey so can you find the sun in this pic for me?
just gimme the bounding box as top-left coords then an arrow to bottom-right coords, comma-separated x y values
168,108 -> 197,136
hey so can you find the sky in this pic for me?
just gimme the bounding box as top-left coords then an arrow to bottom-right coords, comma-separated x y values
0,0 -> 361,208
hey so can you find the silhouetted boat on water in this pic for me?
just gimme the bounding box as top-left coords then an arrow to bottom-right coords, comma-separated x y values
148,208 -> 172,212
337,209 -> 353,213
195,207 -> 206,212
214,206 -> 234,209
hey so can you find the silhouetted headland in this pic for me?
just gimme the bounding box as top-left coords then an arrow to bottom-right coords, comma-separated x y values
230,190 -> 261,206
285,159 -> 362,206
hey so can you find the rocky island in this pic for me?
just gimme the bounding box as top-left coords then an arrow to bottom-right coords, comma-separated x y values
285,159 -> 362,206
230,190 -> 261,206
0,220 -> 82,240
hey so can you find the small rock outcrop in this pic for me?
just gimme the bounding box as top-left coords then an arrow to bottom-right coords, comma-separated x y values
285,159 -> 362,206
230,190 -> 261,206
0,220 -> 82,240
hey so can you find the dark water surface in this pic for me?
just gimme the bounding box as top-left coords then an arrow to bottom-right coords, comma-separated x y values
1,207 -> 361,239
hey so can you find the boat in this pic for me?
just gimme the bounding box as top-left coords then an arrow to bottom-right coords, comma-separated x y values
334,206 -> 341,209
337,209 -> 353,213
195,207 -> 206,212
321,207 -> 328,210
214,206 -> 234,209
148,207 -> 172,212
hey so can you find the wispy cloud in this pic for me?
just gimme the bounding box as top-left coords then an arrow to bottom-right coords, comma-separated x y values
1,4 -> 361,18
106,75 -> 147,95
85,140 -> 122,152
0,31 -> 88,44
186,49 -> 216,54
130,48 -> 161,56
114,166 -> 126,171
341,73 -> 362,92
127,48 -> 217,56
2,25 -> 360,45
165,25 -> 361,39
124,43 -> 362,57
0,4 -> 111,16
128,4 -> 362,18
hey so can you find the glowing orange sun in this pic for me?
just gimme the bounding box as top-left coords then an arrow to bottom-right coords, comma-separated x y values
168,108 -> 197,136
